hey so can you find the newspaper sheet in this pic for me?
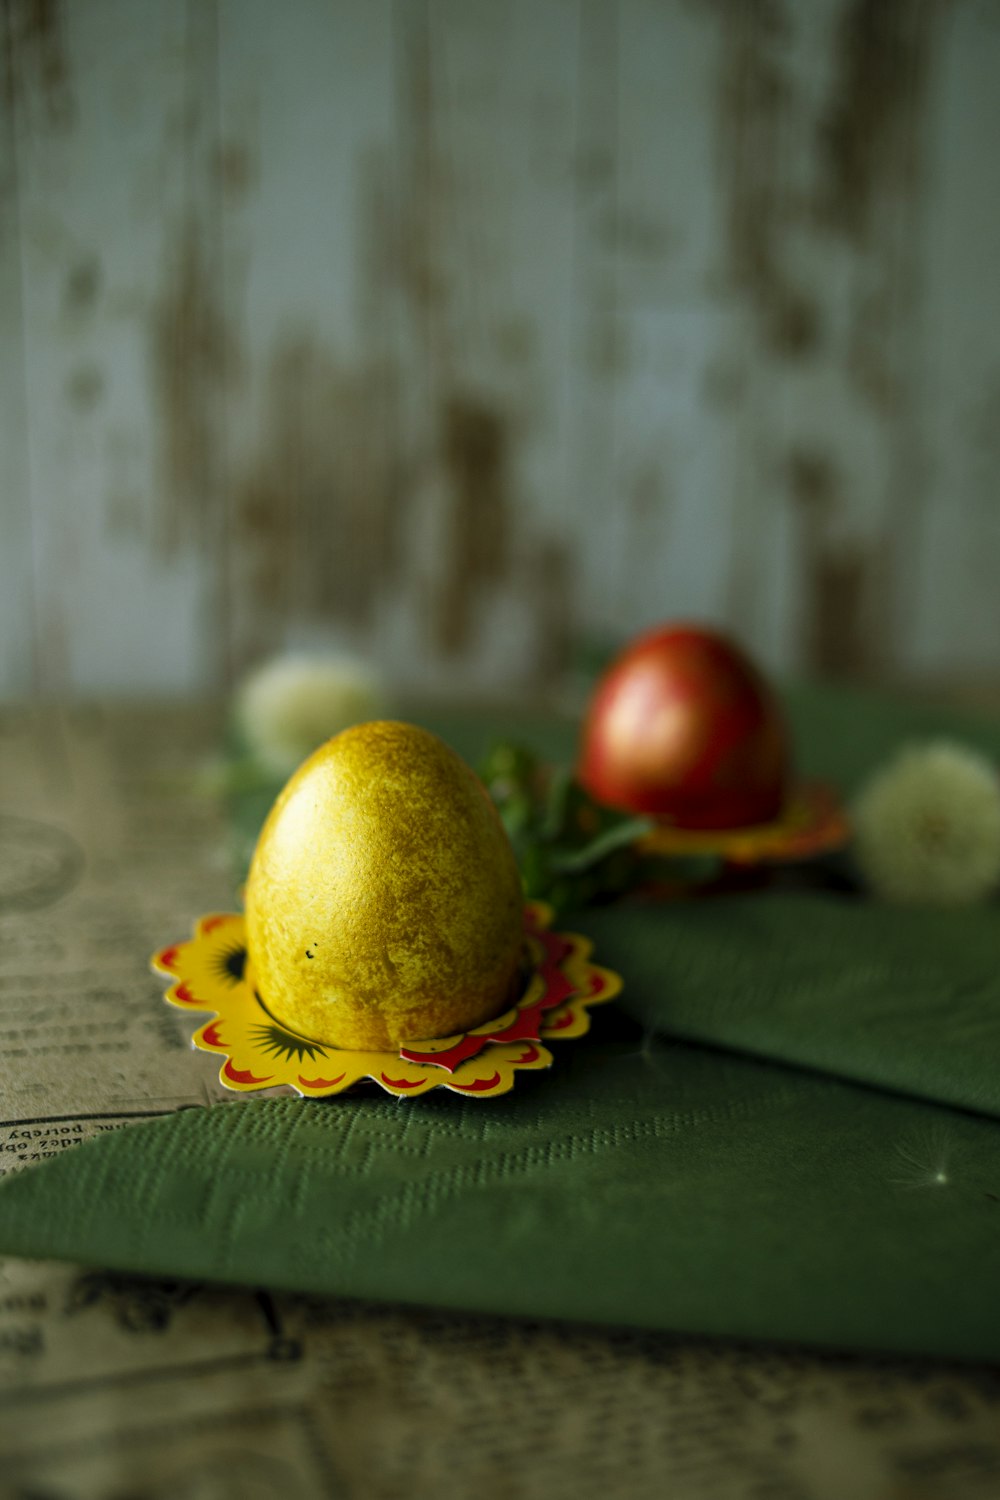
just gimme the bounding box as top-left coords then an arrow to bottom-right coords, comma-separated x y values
0,702 -> 234,1158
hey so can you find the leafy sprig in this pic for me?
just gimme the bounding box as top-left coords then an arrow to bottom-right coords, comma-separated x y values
479,742 -> 718,912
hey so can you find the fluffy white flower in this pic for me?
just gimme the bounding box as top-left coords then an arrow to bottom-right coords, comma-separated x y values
853,741 -> 1000,906
237,654 -> 385,776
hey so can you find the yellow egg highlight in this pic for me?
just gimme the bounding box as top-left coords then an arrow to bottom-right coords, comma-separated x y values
244,721 -> 525,1050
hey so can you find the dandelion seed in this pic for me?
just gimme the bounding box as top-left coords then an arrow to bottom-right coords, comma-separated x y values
619,1027 -> 667,1074
890,1125 -> 955,1191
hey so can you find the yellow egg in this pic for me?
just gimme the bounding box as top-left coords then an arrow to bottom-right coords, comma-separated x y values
244,721 -> 525,1050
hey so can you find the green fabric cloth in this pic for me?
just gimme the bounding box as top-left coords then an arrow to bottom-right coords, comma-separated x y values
3,681 -> 1000,1359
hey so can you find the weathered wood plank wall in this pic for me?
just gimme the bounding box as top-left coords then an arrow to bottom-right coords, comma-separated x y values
1,0 -> 998,698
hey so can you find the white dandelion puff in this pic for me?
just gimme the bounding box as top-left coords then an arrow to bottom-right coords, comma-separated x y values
853,741 -> 1000,907
237,654 -> 385,776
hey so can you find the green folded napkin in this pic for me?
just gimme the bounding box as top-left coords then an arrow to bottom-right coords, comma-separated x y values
583,895 -> 1000,1120
3,681 -> 1000,1359
1,1029 -> 999,1359
578,681 -> 1000,1122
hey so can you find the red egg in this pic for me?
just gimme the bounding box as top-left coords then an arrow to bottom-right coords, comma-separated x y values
578,624 -> 790,829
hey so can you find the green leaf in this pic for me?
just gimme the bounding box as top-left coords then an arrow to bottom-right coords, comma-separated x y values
551,816 -> 655,874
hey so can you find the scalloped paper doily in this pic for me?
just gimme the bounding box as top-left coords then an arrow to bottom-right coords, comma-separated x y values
636,782 -> 849,865
152,902 -> 621,1099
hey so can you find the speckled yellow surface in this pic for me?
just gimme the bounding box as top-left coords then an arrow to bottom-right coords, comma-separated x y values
244,721 -> 524,1049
